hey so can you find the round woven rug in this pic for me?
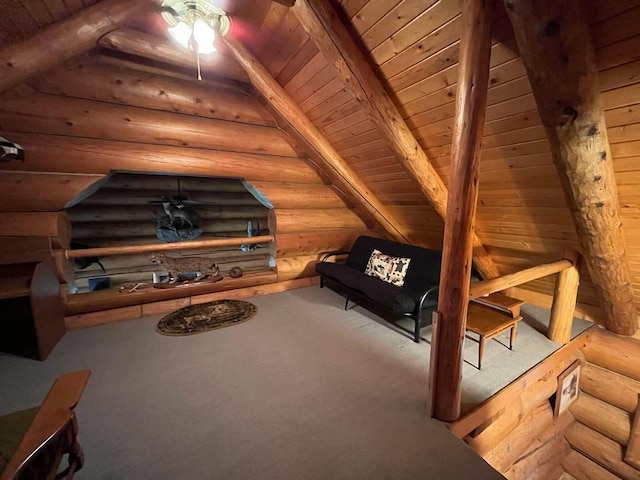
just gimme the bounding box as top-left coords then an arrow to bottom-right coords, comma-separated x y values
156,299 -> 258,336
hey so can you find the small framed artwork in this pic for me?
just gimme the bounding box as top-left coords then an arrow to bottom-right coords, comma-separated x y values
554,361 -> 581,417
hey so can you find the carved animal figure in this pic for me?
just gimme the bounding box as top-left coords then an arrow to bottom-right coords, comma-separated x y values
150,253 -> 221,283
162,201 -> 201,229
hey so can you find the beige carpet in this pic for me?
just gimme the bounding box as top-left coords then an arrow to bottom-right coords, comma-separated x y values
0,287 -> 509,479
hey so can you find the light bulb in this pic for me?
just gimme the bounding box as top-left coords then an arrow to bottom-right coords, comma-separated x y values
193,18 -> 216,54
168,21 -> 192,49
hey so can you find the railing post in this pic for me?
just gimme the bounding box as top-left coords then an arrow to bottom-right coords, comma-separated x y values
548,249 -> 581,344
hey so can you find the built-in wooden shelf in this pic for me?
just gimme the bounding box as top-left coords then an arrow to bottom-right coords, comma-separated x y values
65,269 -> 278,315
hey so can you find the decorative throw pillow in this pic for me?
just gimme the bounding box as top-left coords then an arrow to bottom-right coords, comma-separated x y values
364,249 -> 411,287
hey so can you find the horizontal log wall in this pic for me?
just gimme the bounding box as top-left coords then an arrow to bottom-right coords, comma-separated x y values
0,94 -> 299,158
561,327 -> 640,479
32,59 -> 276,126
0,53 -> 372,318
64,173 -> 273,292
461,350 -> 581,478
459,327 -> 640,478
262,182 -> 375,281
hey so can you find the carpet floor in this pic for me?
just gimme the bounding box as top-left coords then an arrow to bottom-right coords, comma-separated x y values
0,286 -> 588,479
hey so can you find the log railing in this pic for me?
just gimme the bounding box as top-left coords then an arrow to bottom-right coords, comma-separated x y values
469,249 -> 581,345
64,235 -> 274,259
469,259 -> 573,300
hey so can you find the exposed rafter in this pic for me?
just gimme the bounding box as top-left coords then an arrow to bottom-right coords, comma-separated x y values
218,34 -> 412,244
291,0 -> 500,279
0,0 -> 156,94
504,0 -> 638,336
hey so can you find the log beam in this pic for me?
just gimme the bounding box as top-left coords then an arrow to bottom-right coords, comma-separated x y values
431,0 -> 494,422
548,249 -> 581,344
570,392 -> 632,446
582,326 -> 640,383
0,172 -> 105,212
626,395 -> 640,469
0,94 -> 298,158
292,0 -> 500,280
565,421 -> 639,479
33,60 -> 275,126
98,28 -> 248,83
0,0 -> 155,93
218,34 -> 411,243
581,362 -> 640,414
273,208 -> 367,232
64,235 -> 274,259
562,449 -> 622,480
0,212 -> 71,246
1,132 -> 323,184
469,259 -> 573,299
504,0 -> 638,335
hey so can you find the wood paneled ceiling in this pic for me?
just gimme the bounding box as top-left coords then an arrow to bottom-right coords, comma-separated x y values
2,0 -> 640,320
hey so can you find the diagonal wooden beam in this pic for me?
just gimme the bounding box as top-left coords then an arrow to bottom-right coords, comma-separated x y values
504,0 -> 638,336
431,0 -> 495,422
0,0 -> 156,94
218,34 -> 411,243
292,0 -> 500,279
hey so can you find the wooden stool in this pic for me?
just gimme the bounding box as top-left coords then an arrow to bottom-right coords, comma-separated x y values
466,294 -> 525,369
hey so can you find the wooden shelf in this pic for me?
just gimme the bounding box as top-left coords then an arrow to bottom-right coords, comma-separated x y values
65,270 -> 278,315
0,275 -> 31,300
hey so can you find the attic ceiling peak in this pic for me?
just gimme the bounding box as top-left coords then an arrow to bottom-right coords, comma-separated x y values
291,0 -> 501,279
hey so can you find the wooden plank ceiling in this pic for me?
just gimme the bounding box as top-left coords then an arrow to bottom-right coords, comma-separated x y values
242,0 -> 640,321
1,0 -> 639,321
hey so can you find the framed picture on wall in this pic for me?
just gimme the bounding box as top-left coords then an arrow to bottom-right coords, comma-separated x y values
554,360 -> 581,417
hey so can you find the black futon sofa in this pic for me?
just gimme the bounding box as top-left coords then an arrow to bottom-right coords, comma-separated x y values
316,235 -> 442,343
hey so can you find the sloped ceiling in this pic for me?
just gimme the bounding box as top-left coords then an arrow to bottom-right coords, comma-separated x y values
1,0 -> 639,321
241,0 -> 640,321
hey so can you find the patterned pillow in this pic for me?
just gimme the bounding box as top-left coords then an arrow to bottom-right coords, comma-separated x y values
364,249 -> 411,287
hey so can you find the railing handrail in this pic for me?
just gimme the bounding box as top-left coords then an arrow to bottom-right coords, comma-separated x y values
469,257 -> 576,300
65,235 -> 274,259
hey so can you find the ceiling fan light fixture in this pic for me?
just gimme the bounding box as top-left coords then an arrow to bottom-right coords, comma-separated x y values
193,18 -> 216,54
161,0 -> 230,53
168,21 -> 192,49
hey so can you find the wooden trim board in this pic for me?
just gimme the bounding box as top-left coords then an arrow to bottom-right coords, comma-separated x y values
65,276 -> 319,329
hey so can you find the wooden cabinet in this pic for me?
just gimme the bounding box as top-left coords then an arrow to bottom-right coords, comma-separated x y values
0,257 -> 65,360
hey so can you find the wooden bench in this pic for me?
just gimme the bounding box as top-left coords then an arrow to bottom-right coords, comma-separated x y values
466,293 -> 525,369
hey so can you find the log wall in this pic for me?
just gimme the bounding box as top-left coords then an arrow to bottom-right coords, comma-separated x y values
561,327 -> 640,479
459,327 -> 640,479
0,54 -> 374,320
457,345 -> 584,479
4,0 -> 639,324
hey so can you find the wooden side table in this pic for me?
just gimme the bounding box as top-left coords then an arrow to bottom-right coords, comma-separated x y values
466,294 -> 525,369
